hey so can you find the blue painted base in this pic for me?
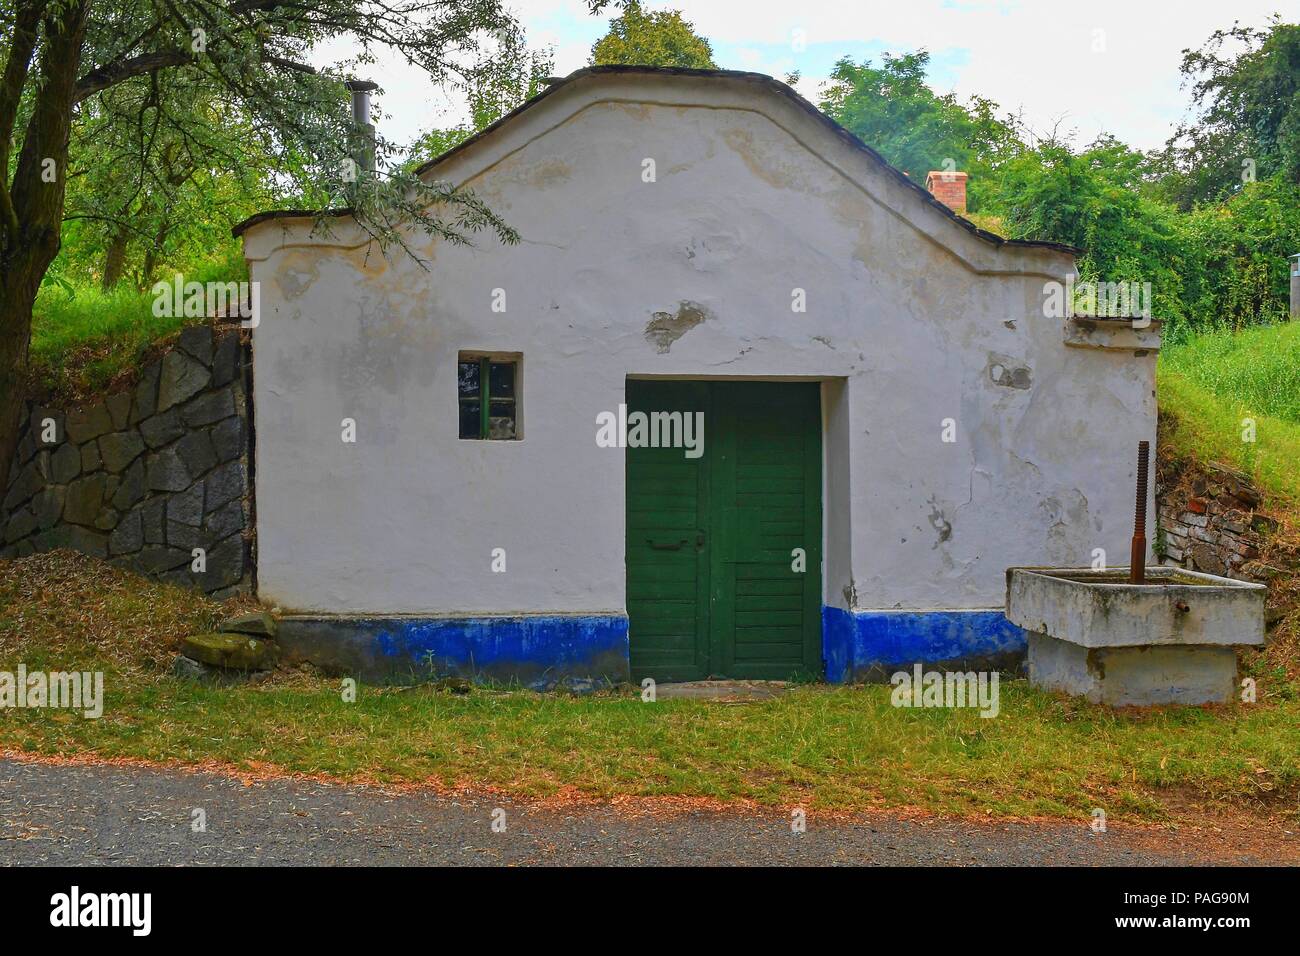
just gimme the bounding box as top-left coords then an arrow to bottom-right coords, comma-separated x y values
822,607 -> 1026,683
277,614 -> 630,690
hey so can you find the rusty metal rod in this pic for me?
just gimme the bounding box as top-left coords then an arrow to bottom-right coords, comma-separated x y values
1130,440 -> 1150,584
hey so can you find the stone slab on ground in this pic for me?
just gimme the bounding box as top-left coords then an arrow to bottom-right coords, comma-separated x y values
656,680 -> 789,701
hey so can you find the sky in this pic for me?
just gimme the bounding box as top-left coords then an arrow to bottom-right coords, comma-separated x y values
328,0 -> 1289,155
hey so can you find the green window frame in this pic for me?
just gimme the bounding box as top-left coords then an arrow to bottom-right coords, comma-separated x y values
458,354 -> 519,440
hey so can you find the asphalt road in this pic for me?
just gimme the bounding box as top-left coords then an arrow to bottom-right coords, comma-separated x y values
0,757 -> 1290,866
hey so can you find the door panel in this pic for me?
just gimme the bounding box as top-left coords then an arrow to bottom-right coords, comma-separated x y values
710,383 -> 822,680
626,381 -> 711,682
626,381 -> 821,682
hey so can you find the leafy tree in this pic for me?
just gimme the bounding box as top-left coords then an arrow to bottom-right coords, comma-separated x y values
411,23 -> 554,165
0,0 -> 524,488
1154,17 -> 1300,209
818,52 -> 1020,211
590,0 -> 715,70
63,70 -> 281,290
992,134 -> 1188,321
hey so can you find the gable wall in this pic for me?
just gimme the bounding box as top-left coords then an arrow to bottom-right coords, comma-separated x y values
242,74 -> 1156,616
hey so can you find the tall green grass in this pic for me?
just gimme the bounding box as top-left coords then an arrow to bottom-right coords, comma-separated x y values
30,250 -> 247,402
1161,321 -> 1300,424
1158,321 -> 1300,504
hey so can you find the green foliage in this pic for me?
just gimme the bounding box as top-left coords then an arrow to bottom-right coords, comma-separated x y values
590,1 -> 716,70
818,51 -> 1019,212
1154,18 -> 1300,210
1162,322 -> 1300,424
1158,322 -> 1300,504
30,250 -> 246,401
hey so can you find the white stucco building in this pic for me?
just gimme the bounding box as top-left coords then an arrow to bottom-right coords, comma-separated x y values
235,67 -> 1159,686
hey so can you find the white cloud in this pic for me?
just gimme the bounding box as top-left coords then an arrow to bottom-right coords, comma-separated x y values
319,0 -> 1286,154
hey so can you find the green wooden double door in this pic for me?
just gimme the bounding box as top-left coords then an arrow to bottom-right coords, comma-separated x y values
626,381 -> 823,682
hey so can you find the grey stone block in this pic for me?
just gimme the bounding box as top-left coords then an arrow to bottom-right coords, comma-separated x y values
168,482 -> 205,526
130,361 -> 161,425
134,545 -> 191,574
15,431 -> 35,469
4,508 -> 37,543
211,332 -> 241,387
204,499 -> 244,539
109,508 -> 144,555
175,430 -> 217,477
210,416 -> 245,463
63,474 -> 109,526
49,442 -> 81,483
166,519 -> 206,550
98,430 -> 146,473
92,506 -> 119,531
142,496 -> 166,544
157,351 -> 211,412
176,325 -> 214,366
139,408 -> 185,449
180,388 -> 235,427
80,441 -> 102,473
205,461 -> 246,510
33,486 -> 65,529
200,533 -> 246,589
2,463 -> 39,511
145,447 -> 191,492
65,403 -> 114,443
105,392 -> 133,430
111,459 -> 146,510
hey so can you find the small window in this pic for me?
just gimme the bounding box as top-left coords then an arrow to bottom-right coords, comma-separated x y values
458,354 -> 519,440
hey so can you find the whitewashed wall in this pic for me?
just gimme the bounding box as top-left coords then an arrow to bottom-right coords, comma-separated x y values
241,72 -> 1156,615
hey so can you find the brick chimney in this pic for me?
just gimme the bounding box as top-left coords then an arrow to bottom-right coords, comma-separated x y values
925,169 -> 968,215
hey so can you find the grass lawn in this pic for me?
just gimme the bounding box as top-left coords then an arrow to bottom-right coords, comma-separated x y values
30,251 -> 247,404
3,552 -> 1298,823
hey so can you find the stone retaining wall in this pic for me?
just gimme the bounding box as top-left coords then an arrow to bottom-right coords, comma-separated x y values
1,325 -> 253,596
1157,460 -> 1277,582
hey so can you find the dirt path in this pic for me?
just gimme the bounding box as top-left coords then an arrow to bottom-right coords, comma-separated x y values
2,756 -> 1296,866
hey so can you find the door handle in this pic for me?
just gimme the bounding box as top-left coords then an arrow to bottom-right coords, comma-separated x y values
647,538 -> 688,551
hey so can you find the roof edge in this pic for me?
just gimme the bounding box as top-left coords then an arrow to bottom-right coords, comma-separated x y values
232,65 -> 1080,257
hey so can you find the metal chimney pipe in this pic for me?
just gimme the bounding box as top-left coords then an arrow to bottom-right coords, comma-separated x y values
1130,440 -> 1150,584
344,79 -> 378,174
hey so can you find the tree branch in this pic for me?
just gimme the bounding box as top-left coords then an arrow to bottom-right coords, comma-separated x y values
74,50 -> 196,104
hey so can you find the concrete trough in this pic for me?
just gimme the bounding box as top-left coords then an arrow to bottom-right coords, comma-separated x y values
1005,567 -> 1266,706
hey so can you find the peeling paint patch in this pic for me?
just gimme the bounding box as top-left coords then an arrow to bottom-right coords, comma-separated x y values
987,353 -> 1033,390
645,301 -> 714,353
525,159 -> 572,188
927,499 -> 953,547
722,127 -> 803,191
276,256 -> 321,299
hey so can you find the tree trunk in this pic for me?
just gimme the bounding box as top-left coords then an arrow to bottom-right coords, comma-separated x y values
0,264 -> 37,491
139,218 -> 170,290
101,226 -> 129,290
0,0 -> 90,494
